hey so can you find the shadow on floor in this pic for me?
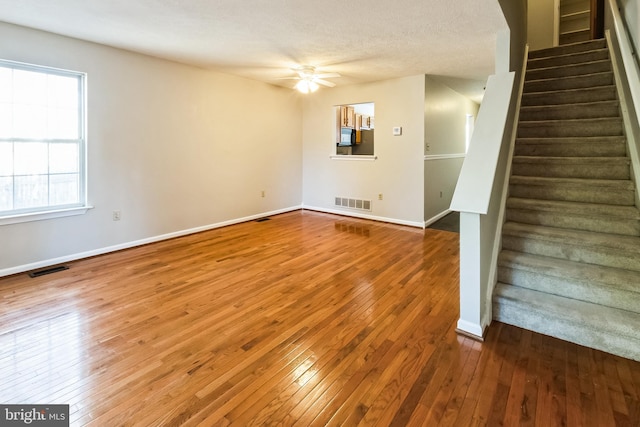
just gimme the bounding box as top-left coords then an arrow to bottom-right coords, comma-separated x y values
428,211 -> 459,233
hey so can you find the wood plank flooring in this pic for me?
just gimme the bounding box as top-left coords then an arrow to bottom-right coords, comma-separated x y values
1,210 -> 640,426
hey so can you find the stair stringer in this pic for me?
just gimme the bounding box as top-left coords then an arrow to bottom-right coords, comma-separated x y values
606,30 -> 640,207
481,45 -> 530,331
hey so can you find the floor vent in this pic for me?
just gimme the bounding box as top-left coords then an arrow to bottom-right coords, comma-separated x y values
28,265 -> 69,278
334,197 -> 372,212
255,217 -> 271,222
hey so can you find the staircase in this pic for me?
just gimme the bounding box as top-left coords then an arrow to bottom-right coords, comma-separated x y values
493,38 -> 640,361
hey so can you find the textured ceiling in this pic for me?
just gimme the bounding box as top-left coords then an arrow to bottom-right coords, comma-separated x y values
0,0 -> 507,100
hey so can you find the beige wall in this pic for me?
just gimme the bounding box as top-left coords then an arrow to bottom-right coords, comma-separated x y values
424,76 -> 479,222
301,76 -> 426,226
528,0 -> 557,50
0,22 -> 302,273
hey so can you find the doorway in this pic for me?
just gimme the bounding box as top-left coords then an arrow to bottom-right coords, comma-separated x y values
557,0 -> 604,45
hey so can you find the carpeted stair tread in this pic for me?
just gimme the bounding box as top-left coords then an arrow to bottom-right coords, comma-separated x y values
510,175 -> 635,189
502,221 -> 640,253
519,100 -> 620,121
493,284 -> 640,361
506,197 -> 640,235
517,117 -> 623,138
524,71 -> 614,93
514,142 -> 626,157
528,39 -> 607,59
527,48 -> 609,70
521,86 -> 617,106
526,60 -> 612,81
499,250 -> 640,295
506,197 -> 640,219
509,175 -> 635,205
514,136 -> 627,157
511,156 -> 629,179
502,222 -> 640,271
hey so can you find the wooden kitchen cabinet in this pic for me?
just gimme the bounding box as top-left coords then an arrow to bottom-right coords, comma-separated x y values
340,106 -> 355,128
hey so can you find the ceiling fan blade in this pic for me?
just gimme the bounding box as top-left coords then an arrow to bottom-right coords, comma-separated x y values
314,73 -> 341,79
314,78 -> 336,88
275,76 -> 301,80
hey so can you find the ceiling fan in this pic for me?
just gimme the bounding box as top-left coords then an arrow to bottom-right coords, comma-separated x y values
279,66 -> 341,93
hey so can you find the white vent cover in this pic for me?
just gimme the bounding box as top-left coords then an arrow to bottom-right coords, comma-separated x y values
334,196 -> 372,212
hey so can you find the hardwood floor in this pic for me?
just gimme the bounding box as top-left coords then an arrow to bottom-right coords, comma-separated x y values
1,210 -> 640,426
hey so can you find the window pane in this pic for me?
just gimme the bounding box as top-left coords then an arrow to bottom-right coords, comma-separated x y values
47,107 -> 78,139
47,74 -> 78,109
0,176 -> 13,211
14,174 -> 48,209
14,142 -> 48,175
13,69 -> 47,106
49,143 -> 78,173
0,103 -> 12,138
0,67 -> 11,103
14,104 -> 47,139
0,142 -> 12,176
50,173 -> 79,205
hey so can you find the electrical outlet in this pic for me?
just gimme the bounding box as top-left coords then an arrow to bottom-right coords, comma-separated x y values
378,193 -> 383,200
113,210 -> 121,221
261,190 -> 265,198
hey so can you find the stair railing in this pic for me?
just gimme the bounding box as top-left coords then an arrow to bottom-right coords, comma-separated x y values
606,0 -> 640,205
450,45 -> 528,340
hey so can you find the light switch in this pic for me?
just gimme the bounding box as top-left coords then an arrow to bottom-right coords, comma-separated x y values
393,126 -> 402,136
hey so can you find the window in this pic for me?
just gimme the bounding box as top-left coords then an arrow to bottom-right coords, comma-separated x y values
0,60 -> 87,221
334,102 -> 375,157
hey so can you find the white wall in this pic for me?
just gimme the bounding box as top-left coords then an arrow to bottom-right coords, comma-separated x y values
301,76 -> 426,227
0,22 -> 303,274
424,76 -> 478,223
619,0 -> 639,53
528,0 -> 557,50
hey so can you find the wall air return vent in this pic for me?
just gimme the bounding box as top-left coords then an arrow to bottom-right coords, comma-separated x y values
334,196 -> 372,212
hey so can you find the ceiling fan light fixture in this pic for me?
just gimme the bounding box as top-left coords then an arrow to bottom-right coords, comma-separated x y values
295,79 -> 319,94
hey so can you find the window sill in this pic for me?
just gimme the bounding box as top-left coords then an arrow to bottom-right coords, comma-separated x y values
0,205 -> 94,226
330,155 -> 378,161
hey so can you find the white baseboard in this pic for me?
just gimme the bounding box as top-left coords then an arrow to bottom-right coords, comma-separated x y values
302,204 -> 425,228
456,319 -> 485,341
0,205 -> 302,278
424,209 -> 453,228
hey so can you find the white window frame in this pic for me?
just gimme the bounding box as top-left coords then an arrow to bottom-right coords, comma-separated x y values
0,59 -> 91,225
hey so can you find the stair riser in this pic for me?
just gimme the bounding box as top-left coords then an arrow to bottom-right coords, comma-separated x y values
498,267 -> 640,312
522,87 -> 617,106
511,163 -> 630,179
519,103 -> 620,121
514,142 -> 627,157
529,40 -> 608,59
518,120 -> 624,138
501,236 -> 640,271
526,61 -> 612,81
524,73 -> 613,93
505,209 -> 640,236
509,183 -> 635,205
493,299 -> 640,361
528,50 -> 609,70
560,31 -> 591,45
